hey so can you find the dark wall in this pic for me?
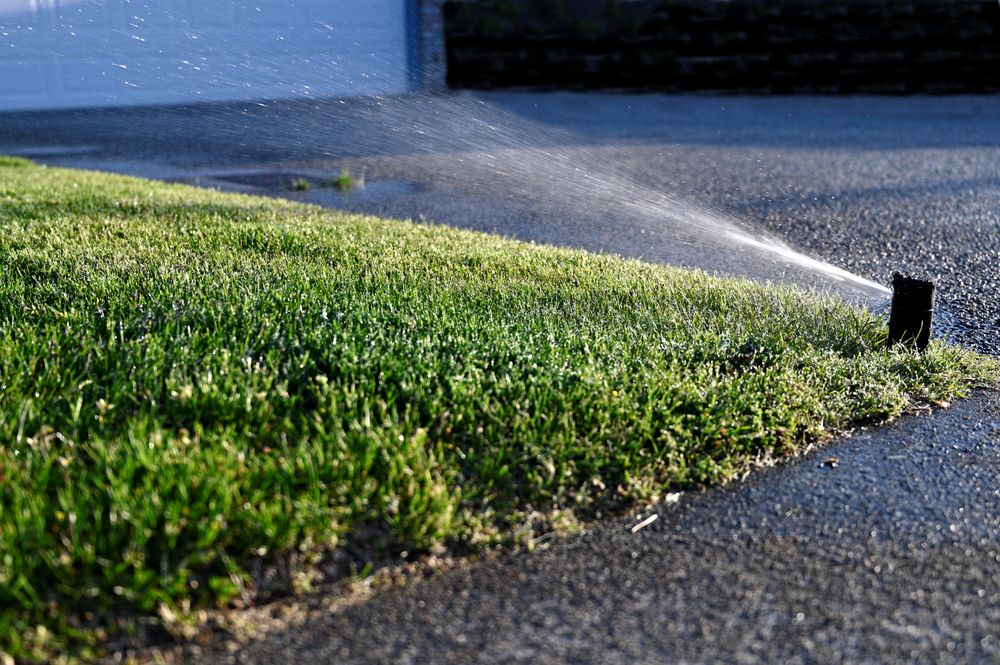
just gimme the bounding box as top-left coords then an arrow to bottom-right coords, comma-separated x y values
443,0 -> 1000,93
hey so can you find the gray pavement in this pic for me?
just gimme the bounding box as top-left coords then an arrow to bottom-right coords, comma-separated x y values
2,93 -> 999,663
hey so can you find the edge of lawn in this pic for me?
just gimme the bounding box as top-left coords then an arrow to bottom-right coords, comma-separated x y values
0,156 -> 997,661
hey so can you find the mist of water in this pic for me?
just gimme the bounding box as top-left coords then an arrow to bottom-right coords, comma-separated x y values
0,3 -> 890,299
259,92 -> 891,299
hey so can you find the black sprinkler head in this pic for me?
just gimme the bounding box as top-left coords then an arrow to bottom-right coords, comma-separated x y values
887,273 -> 934,351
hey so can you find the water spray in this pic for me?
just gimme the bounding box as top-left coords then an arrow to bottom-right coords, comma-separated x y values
725,231 -> 891,296
887,273 -> 934,351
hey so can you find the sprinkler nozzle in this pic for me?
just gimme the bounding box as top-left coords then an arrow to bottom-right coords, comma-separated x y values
887,273 -> 934,351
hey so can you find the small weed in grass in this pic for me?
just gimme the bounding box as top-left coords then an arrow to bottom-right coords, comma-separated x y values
332,167 -> 361,191
0,158 -> 996,661
288,177 -> 311,191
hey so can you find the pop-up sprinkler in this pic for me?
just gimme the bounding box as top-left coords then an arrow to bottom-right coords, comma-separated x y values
887,273 -> 934,351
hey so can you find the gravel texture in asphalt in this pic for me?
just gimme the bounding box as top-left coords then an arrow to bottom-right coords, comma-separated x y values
2,93 -> 999,663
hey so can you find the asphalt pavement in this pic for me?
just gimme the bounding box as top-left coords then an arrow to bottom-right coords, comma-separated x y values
2,92 -> 999,663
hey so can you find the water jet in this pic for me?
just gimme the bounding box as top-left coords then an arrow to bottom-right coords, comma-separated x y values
888,273 -> 934,351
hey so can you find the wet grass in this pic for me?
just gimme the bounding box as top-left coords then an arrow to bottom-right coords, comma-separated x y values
0,159 -> 995,660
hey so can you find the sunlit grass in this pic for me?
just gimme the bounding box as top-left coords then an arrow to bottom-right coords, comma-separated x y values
0,159 -> 995,660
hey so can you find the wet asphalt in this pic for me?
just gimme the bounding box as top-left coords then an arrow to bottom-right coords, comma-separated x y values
2,93 -> 999,663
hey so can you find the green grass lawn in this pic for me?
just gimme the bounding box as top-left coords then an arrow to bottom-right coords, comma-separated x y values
0,155 -> 995,660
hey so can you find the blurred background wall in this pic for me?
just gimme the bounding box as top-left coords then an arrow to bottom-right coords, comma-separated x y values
443,0 -> 1000,93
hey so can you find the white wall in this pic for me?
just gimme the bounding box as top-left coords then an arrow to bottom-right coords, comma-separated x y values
0,0 -> 411,111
